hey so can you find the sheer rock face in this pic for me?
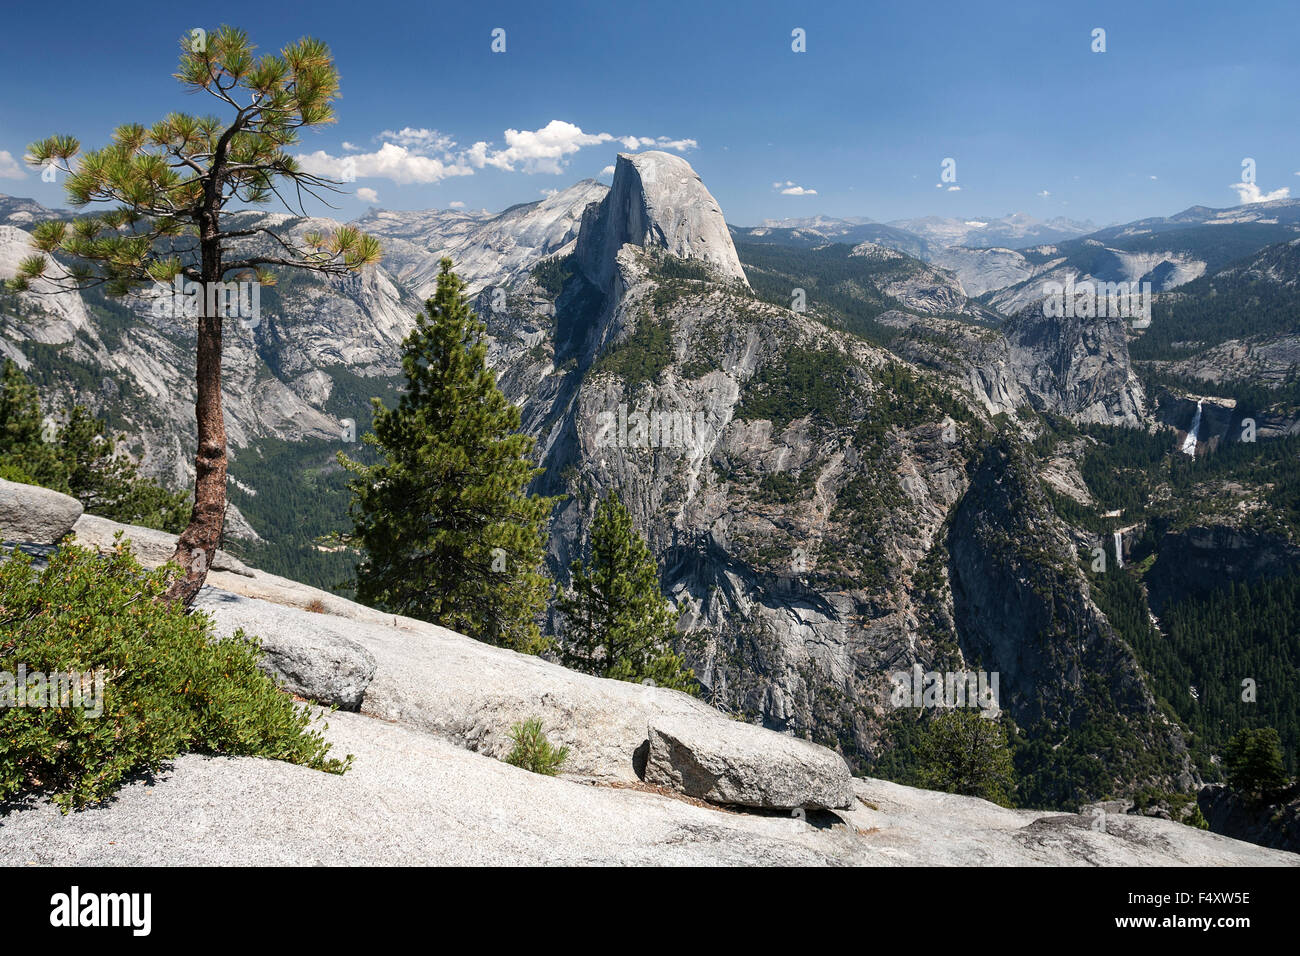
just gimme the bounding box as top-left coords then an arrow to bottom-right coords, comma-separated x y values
946,441 -> 1197,805
0,212 -> 421,505
576,152 -> 749,294
1145,524 -> 1300,616
1002,309 -> 1146,425
879,307 -> 1145,426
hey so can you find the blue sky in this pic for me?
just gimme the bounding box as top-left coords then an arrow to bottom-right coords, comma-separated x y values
1,0 -> 1298,227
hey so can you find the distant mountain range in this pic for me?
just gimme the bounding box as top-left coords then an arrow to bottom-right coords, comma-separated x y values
739,211 -> 1099,252
746,199 -> 1300,252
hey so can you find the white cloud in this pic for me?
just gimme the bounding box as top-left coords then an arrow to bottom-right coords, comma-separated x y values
1230,182 -> 1290,204
947,185 -> 961,192
356,187 -> 379,203
774,180 -> 816,196
468,120 -> 613,174
1037,190 -> 1051,198
617,135 -> 698,152
448,200 -> 466,209
0,150 -> 26,180
1149,175 -> 1158,180
297,144 -> 474,185
539,188 -> 559,198
297,120 -> 695,186
600,165 -> 615,176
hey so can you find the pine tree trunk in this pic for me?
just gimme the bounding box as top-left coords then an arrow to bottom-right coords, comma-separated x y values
164,218 -> 226,607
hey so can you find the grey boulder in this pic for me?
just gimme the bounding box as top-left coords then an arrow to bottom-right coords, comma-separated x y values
0,477 -> 83,546
71,513 -> 252,575
193,589 -> 377,711
645,716 -> 855,810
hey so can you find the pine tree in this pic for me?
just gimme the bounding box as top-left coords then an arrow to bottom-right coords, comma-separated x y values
56,406 -> 190,532
0,360 -> 190,532
341,259 -> 554,654
916,709 -> 1017,806
557,492 -> 696,692
0,359 -> 64,488
9,26 -> 381,605
1223,727 -> 1290,797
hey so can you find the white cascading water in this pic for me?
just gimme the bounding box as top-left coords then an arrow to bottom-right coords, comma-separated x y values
1180,401 -> 1203,456
1113,530 -> 1124,569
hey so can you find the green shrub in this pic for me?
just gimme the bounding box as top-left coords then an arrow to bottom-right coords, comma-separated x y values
1184,804 -> 1210,830
0,541 -> 350,811
503,718 -> 569,776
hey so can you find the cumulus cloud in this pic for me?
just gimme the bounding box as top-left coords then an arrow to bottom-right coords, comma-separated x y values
947,185 -> 961,191
600,165 -> 615,176
1230,182 -> 1290,204
448,200 -> 466,209
773,180 -> 817,196
296,121 -> 695,187
467,120 -> 612,174
356,187 -> 379,203
297,144 -> 474,185
0,150 -> 26,179
1037,190 -> 1051,198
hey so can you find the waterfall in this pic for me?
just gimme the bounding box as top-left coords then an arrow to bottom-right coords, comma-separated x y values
1113,530 -> 1124,569
1180,401 -> 1202,456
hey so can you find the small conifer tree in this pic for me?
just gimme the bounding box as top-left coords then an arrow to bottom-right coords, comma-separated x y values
557,492 -> 696,692
341,259 -> 555,654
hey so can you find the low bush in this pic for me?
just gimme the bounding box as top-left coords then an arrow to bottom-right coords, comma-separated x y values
0,541 -> 350,811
